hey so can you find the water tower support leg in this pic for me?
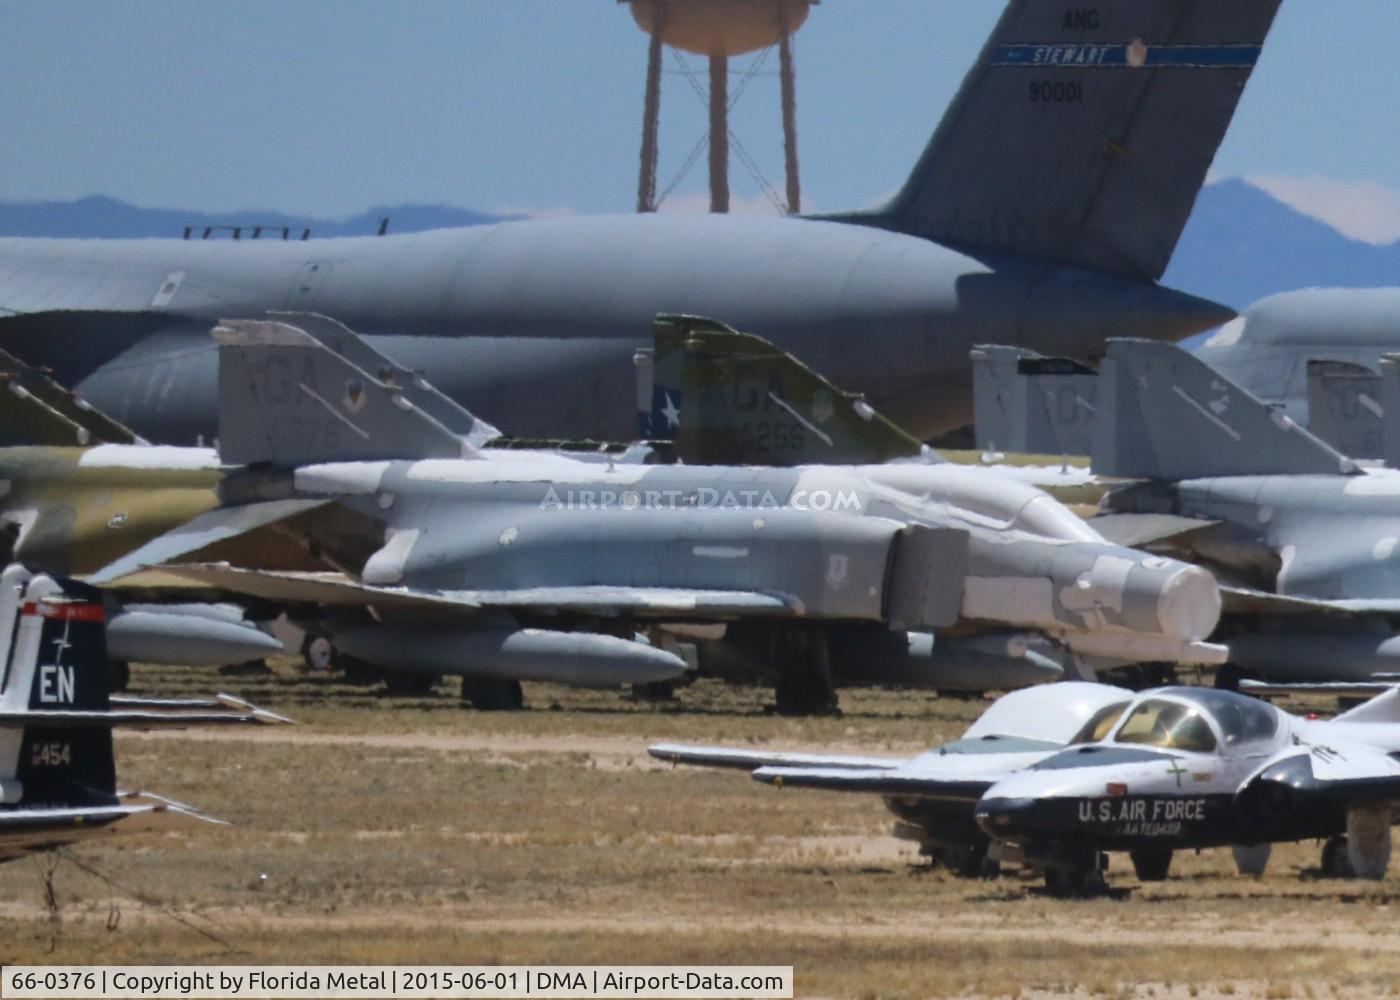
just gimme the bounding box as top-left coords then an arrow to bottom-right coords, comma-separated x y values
779,25 -> 800,214
637,15 -> 665,213
708,54 -> 730,213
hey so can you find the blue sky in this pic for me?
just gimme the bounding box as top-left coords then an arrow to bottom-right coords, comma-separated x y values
5,1 -> 1400,233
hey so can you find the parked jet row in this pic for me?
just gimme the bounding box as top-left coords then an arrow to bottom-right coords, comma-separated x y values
642,314 -> 1100,507
653,682 -> 1400,891
0,565 -> 287,863
965,337 -> 1400,688
1198,288 -> 1400,443
71,313 -> 1227,713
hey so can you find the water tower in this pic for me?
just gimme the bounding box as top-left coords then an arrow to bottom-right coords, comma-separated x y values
620,0 -> 816,214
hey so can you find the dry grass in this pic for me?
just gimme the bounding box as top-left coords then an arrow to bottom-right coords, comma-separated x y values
1,663 -> 1396,998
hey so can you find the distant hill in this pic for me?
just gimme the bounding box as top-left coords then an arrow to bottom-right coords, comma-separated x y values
4,184 -> 1398,312
0,195 -> 515,240
1164,178 -> 1400,310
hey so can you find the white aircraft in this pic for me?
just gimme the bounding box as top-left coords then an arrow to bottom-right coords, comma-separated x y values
649,681 -> 1130,874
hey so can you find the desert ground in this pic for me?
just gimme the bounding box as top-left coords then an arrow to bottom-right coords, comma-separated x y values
2,664 -> 1398,999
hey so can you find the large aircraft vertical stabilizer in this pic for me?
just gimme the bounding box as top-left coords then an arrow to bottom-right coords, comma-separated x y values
830,0 -> 1281,282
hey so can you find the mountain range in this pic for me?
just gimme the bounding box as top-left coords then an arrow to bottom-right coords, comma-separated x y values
1,181 -> 1395,311
0,195 -> 512,241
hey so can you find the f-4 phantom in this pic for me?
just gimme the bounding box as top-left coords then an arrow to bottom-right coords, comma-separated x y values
0,565 -> 288,863
1089,339 -> 1400,687
91,314 -> 1226,712
0,350 -> 288,684
0,0 -> 1276,444
968,337 -> 1400,688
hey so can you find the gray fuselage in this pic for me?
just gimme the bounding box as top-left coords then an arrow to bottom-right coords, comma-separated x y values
0,215 -> 1229,444
1197,287 -> 1400,424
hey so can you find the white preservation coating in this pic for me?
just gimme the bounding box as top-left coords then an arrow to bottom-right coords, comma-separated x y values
76,444 -> 220,471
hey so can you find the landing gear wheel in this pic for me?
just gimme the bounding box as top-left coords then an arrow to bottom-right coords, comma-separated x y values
1321,835 -> 1354,878
461,677 -> 524,711
772,626 -> 839,716
1142,663 -> 1176,688
382,672 -> 438,697
1129,847 -> 1173,882
300,634 -> 335,672
219,659 -> 271,676
1346,805 -> 1392,879
1232,843 -> 1272,876
631,680 -> 675,702
935,840 -> 999,879
1214,663 -> 1242,691
1044,853 -> 1105,896
107,659 -> 131,693
339,655 -> 383,686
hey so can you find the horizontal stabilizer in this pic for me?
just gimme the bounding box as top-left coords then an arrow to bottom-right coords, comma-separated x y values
647,742 -> 900,772
1093,339 -> 1357,480
214,318 -> 478,466
1088,512 -> 1219,549
1221,584 -> 1400,619
87,498 -> 331,585
0,706 -> 291,727
0,344 -> 143,446
1239,679 -> 1399,700
0,798 -> 224,851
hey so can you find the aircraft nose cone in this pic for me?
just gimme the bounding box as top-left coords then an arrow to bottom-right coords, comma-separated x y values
974,796 -> 1039,839
1155,564 -> 1221,642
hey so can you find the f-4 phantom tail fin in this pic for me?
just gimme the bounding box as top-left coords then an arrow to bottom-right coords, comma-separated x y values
214,317 -> 484,466
1093,340 -> 1357,481
265,313 -> 499,448
648,314 -> 933,466
1306,359 -> 1381,460
0,346 -> 144,447
971,345 -> 1097,456
827,0 -> 1280,282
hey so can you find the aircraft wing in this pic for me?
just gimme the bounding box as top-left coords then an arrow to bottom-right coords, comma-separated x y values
651,741 -> 1055,803
751,765 -> 998,802
0,707 -> 292,726
648,742 -> 903,772
1087,512 -> 1219,549
1240,679 -> 1400,699
0,797 -> 223,862
87,499 -> 334,585
1222,585 -> 1400,618
161,564 -> 804,619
